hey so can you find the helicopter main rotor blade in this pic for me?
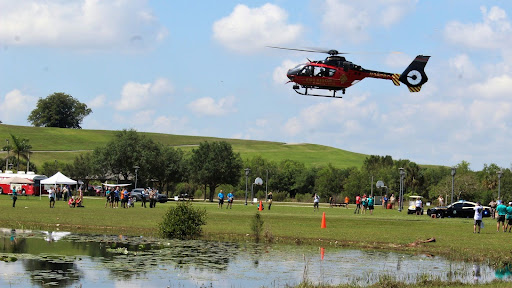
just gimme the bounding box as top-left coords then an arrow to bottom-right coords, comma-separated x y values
266,46 -> 348,55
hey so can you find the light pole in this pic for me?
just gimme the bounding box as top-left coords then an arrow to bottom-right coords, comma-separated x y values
134,166 -> 140,188
265,169 -> 269,201
5,139 -> 9,171
244,168 -> 251,205
399,168 -> 405,212
451,167 -> 456,204
498,170 -> 503,201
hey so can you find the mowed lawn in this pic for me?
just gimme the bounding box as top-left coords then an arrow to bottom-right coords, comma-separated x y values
0,195 -> 507,264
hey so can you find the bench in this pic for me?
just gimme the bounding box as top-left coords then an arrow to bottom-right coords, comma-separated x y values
331,203 -> 347,207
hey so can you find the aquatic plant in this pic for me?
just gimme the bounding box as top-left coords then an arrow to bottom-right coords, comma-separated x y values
159,202 -> 206,240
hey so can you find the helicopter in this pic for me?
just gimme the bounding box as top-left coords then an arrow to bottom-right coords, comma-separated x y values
269,47 -> 430,98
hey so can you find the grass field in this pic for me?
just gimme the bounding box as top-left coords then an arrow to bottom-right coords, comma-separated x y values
0,124 -> 367,169
1,195 -> 510,266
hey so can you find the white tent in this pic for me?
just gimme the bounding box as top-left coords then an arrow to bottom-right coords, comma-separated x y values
40,172 -> 77,185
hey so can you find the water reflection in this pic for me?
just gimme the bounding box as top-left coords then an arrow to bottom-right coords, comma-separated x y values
0,229 -> 509,287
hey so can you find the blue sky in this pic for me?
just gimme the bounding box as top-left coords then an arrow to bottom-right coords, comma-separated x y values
1,0 -> 511,170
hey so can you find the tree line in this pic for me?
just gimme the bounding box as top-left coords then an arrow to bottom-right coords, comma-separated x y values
4,130 -> 512,204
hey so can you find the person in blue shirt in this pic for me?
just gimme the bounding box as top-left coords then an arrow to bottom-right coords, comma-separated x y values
226,191 -> 234,209
497,200 -> 508,232
368,195 -> 375,215
12,187 -> 17,208
218,190 -> 225,208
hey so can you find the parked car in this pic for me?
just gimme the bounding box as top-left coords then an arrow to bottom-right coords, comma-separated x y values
427,200 -> 491,218
130,188 -> 168,203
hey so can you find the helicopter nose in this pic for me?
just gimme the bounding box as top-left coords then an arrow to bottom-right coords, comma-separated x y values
287,69 -> 296,80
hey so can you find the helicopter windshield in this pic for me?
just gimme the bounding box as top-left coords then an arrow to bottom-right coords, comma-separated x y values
288,64 -> 306,76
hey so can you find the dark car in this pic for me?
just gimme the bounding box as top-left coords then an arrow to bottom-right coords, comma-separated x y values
130,188 -> 168,203
427,200 -> 491,218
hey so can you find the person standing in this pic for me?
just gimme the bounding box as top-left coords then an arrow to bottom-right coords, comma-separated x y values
362,194 -> 368,214
141,189 -> 147,208
438,195 -> 444,207
354,194 -> 361,214
506,202 -> 512,232
267,191 -> 273,210
489,200 -> 497,219
11,186 -> 17,208
368,195 -> 374,215
496,200 -> 507,232
105,188 -> 111,208
227,191 -> 234,209
344,196 -> 350,209
382,195 -> 389,209
49,187 -> 56,208
218,190 -> 225,209
473,201 -> 483,233
389,194 -> 396,209
313,193 -> 320,211
149,189 -> 156,208
415,197 -> 423,215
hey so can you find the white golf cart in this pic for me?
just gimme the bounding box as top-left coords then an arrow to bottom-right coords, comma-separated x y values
407,195 -> 423,215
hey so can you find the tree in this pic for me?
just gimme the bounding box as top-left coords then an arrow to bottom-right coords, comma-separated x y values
9,134 -> 32,171
189,141 -> 243,202
94,129 -> 162,186
28,92 -> 92,128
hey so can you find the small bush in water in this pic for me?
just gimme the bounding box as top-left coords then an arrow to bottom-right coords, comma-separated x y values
159,202 -> 207,240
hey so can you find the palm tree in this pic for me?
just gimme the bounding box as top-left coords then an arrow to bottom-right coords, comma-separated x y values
9,134 -> 32,171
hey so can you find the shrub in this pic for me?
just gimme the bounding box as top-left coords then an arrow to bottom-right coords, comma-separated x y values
272,191 -> 288,202
159,202 -> 207,240
251,212 -> 264,242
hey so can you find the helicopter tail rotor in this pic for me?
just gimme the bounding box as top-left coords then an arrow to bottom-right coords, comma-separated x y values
398,55 -> 430,92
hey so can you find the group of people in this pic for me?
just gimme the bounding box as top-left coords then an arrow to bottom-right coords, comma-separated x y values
217,190 -> 274,210
48,186 -> 83,208
217,190 -> 235,209
353,194 -> 376,214
103,187 -> 158,209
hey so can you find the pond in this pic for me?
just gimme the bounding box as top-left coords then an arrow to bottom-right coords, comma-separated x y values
0,228 -> 507,287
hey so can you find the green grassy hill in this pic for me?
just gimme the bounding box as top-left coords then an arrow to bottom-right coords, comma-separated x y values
0,124 -> 368,169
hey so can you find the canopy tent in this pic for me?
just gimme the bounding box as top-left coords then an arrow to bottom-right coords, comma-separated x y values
0,177 -> 34,185
40,172 -> 77,185
102,183 -> 131,187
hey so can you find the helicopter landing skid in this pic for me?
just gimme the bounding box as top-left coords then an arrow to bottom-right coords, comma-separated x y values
293,87 -> 344,98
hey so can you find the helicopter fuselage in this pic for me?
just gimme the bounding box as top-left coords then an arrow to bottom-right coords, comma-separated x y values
286,56 -> 397,96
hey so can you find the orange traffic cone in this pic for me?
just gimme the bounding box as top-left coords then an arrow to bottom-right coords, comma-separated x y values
321,212 -> 326,228
258,200 -> 263,211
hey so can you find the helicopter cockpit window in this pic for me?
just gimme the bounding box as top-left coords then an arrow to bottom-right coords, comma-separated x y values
313,67 -> 335,77
299,65 -> 313,76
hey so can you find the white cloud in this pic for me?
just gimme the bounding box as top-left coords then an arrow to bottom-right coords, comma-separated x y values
468,75 -> 512,99
320,0 -> 416,43
212,4 -> 303,53
449,54 -> 479,80
88,94 -> 106,109
0,89 -> 36,125
188,96 -> 237,116
273,59 -> 300,85
116,78 -> 173,111
444,6 -> 511,50
282,95 -> 376,137
0,0 -> 168,51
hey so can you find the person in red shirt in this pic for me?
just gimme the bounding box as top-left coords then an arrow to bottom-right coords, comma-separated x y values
354,194 -> 361,214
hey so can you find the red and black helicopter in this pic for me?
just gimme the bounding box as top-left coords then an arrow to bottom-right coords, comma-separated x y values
269,47 -> 430,98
